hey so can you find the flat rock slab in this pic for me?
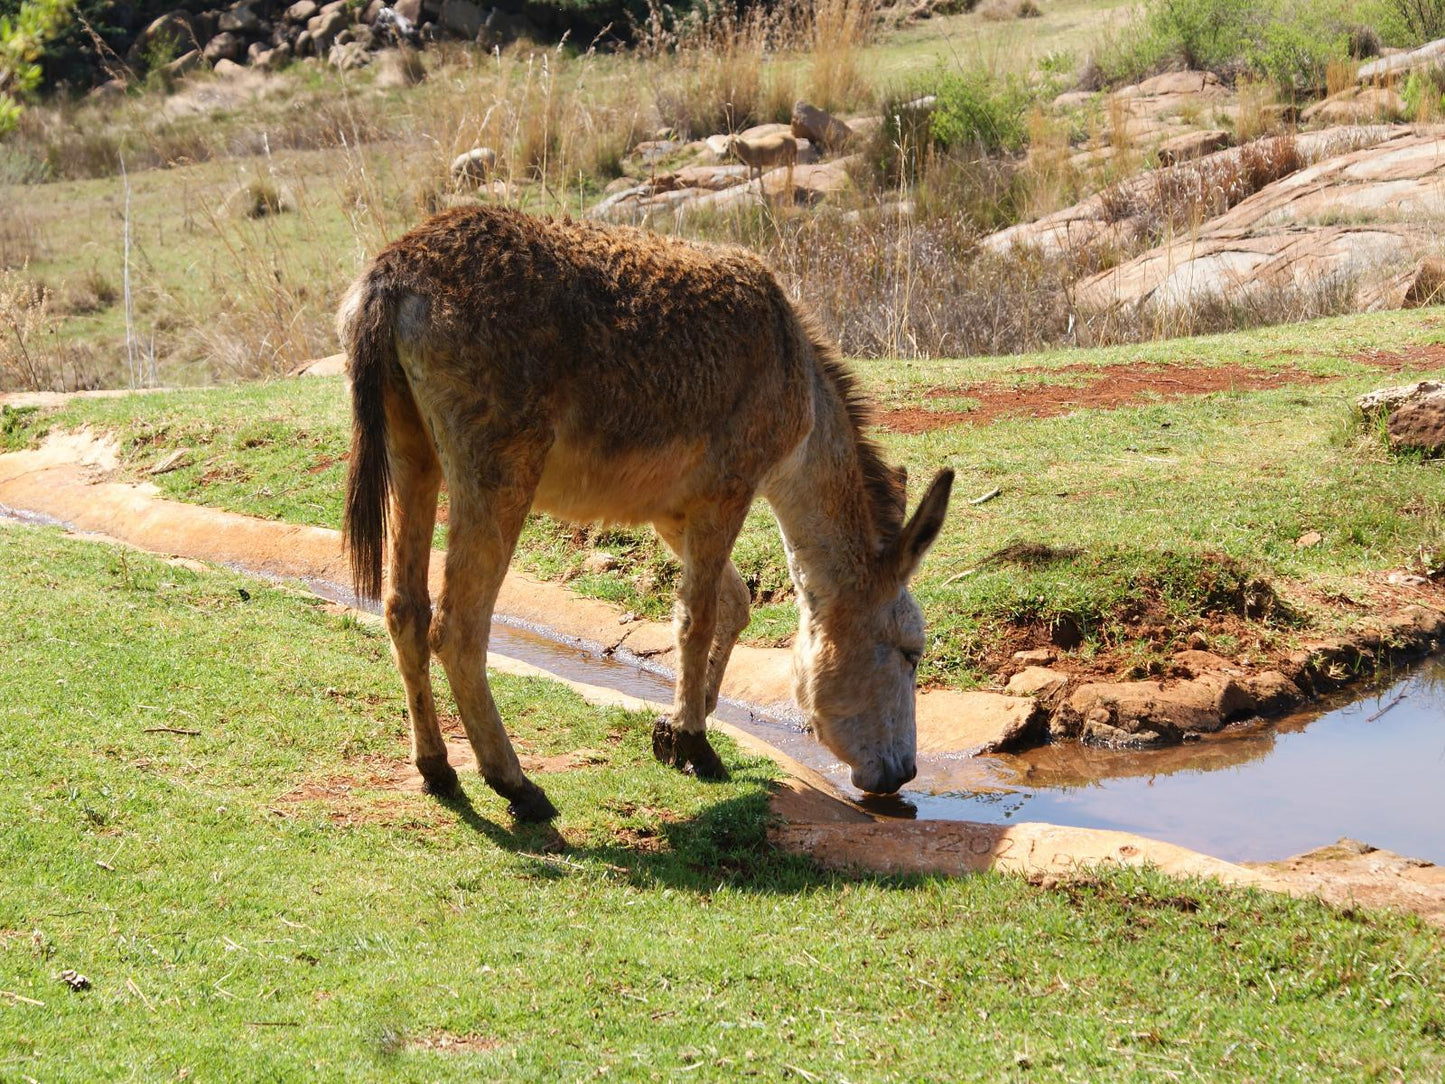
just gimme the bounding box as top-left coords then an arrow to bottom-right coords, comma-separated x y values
916,690 -> 1045,755
1247,839 -> 1445,928
773,818 -> 1270,886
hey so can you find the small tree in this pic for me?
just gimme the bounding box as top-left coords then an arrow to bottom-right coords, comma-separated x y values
0,0 -> 77,136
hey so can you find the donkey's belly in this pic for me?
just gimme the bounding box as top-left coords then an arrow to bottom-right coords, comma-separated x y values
532,435 -> 706,525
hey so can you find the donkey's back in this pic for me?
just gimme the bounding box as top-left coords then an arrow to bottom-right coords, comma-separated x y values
341,206 -> 816,527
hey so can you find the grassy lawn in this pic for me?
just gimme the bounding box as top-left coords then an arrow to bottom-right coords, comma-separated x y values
1,523 -> 1443,1080
6,307 -> 1445,688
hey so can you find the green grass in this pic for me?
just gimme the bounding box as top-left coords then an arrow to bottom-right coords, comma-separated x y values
2,523 -> 1444,1080
8,307 -> 1445,687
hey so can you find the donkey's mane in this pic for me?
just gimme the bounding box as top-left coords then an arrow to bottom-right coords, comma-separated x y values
803,316 -> 906,546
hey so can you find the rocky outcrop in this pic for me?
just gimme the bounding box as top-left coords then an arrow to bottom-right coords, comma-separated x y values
1357,36 -> 1445,83
1071,129 -> 1445,313
983,127 -> 1391,259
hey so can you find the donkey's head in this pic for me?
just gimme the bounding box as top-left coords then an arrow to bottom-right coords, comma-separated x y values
791,469 -> 954,795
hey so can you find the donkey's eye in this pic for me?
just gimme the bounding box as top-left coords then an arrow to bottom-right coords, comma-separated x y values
901,648 -> 922,669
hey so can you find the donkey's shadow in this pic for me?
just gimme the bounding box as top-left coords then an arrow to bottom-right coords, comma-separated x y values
430,769 -> 853,897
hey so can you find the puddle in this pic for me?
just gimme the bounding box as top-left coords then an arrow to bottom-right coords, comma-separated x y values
911,659 -> 1445,864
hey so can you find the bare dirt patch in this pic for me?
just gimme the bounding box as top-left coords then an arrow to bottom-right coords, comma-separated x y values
1351,342 -> 1445,372
406,1031 -> 502,1055
879,363 -> 1337,433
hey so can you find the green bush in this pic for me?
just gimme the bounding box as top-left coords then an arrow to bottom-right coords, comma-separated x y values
1091,0 -> 1357,93
929,70 -> 1034,153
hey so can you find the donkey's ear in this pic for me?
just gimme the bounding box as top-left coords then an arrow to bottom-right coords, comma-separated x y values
883,468 -> 954,588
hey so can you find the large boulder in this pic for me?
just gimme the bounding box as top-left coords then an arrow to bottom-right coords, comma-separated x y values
1357,380 -> 1445,424
439,0 -> 484,38
203,31 -> 246,63
218,2 -> 264,34
1301,85 -> 1404,125
791,101 -> 853,154
129,12 -> 195,63
1357,36 -> 1445,82
1156,128 -> 1230,166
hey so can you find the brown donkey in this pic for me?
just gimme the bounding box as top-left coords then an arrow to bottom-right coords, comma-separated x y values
339,206 -> 953,821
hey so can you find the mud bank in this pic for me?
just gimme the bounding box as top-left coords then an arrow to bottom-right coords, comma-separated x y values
4,430 -> 1445,925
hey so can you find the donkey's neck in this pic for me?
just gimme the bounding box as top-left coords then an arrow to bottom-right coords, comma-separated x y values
763,374 -> 883,614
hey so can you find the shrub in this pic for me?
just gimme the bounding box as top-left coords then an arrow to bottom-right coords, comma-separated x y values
1389,0 -> 1445,44
929,70 -> 1034,154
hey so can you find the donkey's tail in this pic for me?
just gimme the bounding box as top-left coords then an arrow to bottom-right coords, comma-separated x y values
338,271 -> 398,603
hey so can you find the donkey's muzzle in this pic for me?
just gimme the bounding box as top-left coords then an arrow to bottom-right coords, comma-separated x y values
851,757 -> 917,796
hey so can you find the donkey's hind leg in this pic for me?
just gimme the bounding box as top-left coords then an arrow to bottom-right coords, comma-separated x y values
651,498 -> 752,781
381,389 -> 454,796
428,449 -> 556,821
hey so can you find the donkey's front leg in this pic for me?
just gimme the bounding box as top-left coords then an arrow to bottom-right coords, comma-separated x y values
652,506 -> 749,781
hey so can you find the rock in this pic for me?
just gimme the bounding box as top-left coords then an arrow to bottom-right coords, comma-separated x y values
1156,128 -> 1230,166
203,32 -> 245,63
1011,647 -> 1056,665
149,449 -> 192,475
915,690 -> 1046,755
165,49 -> 204,77
218,2 -> 263,34
329,40 -> 372,70
288,353 -> 347,377
361,0 -> 386,23
650,164 -> 749,192
1121,70 -> 1227,99
439,0 -> 483,38
1240,671 -> 1304,715
1005,666 -> 1068,707
1388,393 -> 1445,455
1170,649 -> 1234,677
129,12 -> 195,63
582,551 -> 620,574
450,146 -> 497,185
631,139 -> 681,165
1052,90 -> 1094,110
1301,86 -> 1404,125
1295,531 -> 1323,548
1357,380 -> 1445,424
286,0 -> 319,22
308,9 -> 348,52
1357,36 -> 1445,82
791,100 -> 853,153
253,42 -> 292,70
212,57 -> 248,80
1052,677 -> 1256,746
394,0 -> 422,20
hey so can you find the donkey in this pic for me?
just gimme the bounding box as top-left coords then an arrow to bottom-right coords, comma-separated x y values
339,206 -> 953,821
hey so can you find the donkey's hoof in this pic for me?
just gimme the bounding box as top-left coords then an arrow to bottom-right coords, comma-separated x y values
417,755 -> 461,798
652,717 -> 729,782
652,716 -> 680,767
487,774 -> 559,822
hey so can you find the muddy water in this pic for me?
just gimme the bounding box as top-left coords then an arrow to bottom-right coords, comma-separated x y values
915,659 -> 1445,864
